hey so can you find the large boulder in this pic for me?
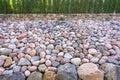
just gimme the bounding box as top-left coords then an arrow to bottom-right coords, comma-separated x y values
0,72 -> 25,80
77,63 -> 104,80
27,72 -> 42,80
55,63 -> 77,80
101,63 -> 120,80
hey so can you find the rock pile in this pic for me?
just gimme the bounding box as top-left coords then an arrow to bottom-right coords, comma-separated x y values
0,19 -> 120,80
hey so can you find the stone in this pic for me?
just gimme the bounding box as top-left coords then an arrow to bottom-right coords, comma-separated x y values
82,58 -> 89,63
107,58 -> 119,65
18,53 -> 25,59
77,63 -> 104,80
21,66 -> 27,72
27,72 -> 42,80
18,58 -> 31,66
3,70 -> 13,75
0,58 -> 4,67
71,58 -> 81,66
90,57 -> 99,63
30,56 -> 40,62
47,44 -> 54,50
8,44 -> 16,49
29,49 -> 36,56
28,66 -> 37,71
4,57 -> 12,67
52,50 -> 59,54
105,44 -> 112,49
47,67 -> 57,72
40,51 -> 46,58
46,55 -> 51,59
64,53 -> 73,59
55,45 -> 63,51
1,72 -> 25,80
9,72 -> 25,80
40,58 -> 46,64
38,64 -> 47,72
32,61 -> 40,66
88,48 -> 97,55
44,71 -> 56,80
58,52 -> 64,57
67,46 -> 74,51
0,48 -> 12,55
0,67 -> 5,75
13,66 -> 21,72
25,70 -> 30,77
18,33 -> 27,40
55,63 -> 77,80
45,60 -> 52,67
46,50 -> 52,55
40,44 -> 46,49
51,61 -> 60,67
101,63 -> 120,80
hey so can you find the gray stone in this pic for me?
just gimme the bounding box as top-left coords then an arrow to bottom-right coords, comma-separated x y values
107,58 -> 119,65
55,63 -> 77,80
101,63 -> 120,80
10,39 -> 18,44
3,70 -> 13,76
38,64 -> 47,72
30,56 -> 40,62
72,43 -> 78,48
46,50 -> 52,55
0,48 -> 12,55
8,44 -> 16,49
27,72 -> 42,80
18,58 -> 31,66
64,53 -> 73,59
0,72 -> 25,80
52,61 -> 60,67
47,44 -> 54,50
13,66 -> 21,72
71,58 -> 81,66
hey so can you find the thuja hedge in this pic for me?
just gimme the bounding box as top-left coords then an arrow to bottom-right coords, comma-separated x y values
0,0 -> 120,13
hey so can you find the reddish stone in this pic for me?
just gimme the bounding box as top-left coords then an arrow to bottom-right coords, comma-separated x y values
0,36 -> 5,40
18,33 -> 27,40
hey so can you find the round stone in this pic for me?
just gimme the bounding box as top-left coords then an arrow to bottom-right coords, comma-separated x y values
105,44 -> 112,49
51,61 -> 60,67
40,51 -> 46,58
47,44 -> 54,50
40,58 -> 46,64
55,45 -> 63,51
71,58 -> 81,66
58,52 -> 64,57
38,64 -> 47,72
21,66 -> 27,72
29,49 -> 36,56
28,66 -> 37,71
32,61 -> 40,66
25,70 -> 30,77
82,58 -> 89,63
88,48 -> 97,55
45,60 -> 51,67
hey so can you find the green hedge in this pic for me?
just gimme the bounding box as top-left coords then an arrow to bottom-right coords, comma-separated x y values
0,0 -> 120,13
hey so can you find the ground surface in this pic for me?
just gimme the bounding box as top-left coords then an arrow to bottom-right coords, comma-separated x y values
0,14 -> 120,80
